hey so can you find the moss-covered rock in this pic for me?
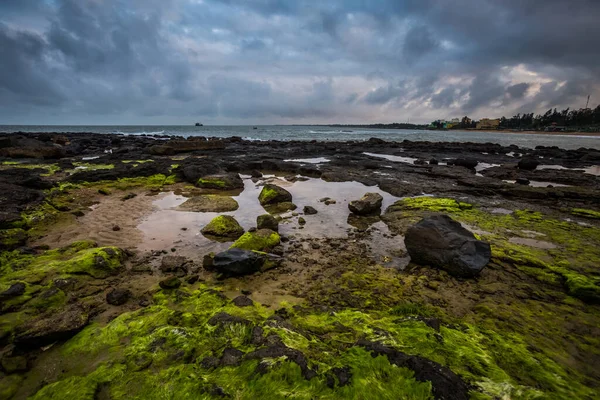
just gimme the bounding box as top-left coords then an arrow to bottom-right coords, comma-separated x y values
230,229 -> 280,252
0,228 -> 27,250
201,215 -> 245,240
177,195 -> 239,212
258,184 -> 292,205
571,208 -> 600,219
263,202 -> 297,214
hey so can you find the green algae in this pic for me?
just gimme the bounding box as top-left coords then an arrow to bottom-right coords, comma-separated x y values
389,197 -> 472,213
201,215 -> 244,239
0,228 -> 27,250
197,177 -> 227,188
258,186 -> 279,205
571,208 -> 600,219
0,241 -> 124,287
0,161 -> 60,176
230,229 -> 280,252
41,282 -> 598,400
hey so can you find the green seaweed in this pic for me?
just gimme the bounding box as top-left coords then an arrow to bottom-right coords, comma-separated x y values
230,229 -> 280,251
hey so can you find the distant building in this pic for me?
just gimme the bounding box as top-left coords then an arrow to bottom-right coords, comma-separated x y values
451,118 -> 460,124
476,118 -> 501,130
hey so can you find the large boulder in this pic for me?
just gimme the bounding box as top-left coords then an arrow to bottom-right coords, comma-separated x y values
201,215 -> 245,240
348,193 -> 383,215
518,158 -> 540,171
404,215 -> 491,277
453,158 -> 478,170
259,184 -> 292,205
213,248 -> 266,276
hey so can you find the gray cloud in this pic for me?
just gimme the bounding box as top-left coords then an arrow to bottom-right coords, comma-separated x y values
0,0 -> 599,124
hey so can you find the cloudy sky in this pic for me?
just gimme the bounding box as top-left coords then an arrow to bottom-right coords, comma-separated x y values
1,0 -> 599,125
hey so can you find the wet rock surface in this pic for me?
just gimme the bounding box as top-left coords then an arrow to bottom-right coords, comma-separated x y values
348,192 -> 383,215
213,248 -> 265,276
405,215 -> 491,277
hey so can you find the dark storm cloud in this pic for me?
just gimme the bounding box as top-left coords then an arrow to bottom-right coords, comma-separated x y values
0,0 -> 599,124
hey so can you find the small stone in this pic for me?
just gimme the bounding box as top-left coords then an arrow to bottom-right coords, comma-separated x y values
106,288 -> 131,306
311,242 -> 321,249
232,295 -> 254,307
98,188 -> 111,195
159,277 -> 181,289
516,177 -> 530,185
121,193 -> 137,201
303,206 -> 318,215
171,248 -> 176,252
112,225 -> 121,231
298,217 -> 306,225
181,227 -> 188,231
241,289 -> 252,295
186,275 -> 199,284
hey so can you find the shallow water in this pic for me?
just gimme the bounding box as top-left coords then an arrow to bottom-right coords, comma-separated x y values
538,164 -> 600,176
137,176 -> 403,261
363,152 -> 418,164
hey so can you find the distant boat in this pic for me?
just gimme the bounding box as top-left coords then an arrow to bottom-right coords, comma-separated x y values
253,126 -> 258,130
195,122 -> 203,127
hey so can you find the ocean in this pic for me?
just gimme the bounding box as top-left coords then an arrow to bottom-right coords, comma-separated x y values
1,125 -> 600,150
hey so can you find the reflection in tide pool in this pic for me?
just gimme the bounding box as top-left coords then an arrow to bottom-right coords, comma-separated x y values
137,176 -> 403,261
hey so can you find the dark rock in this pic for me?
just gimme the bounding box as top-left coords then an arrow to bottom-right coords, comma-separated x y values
348,193 -> 383,215
121,193 -> 137,201
516,177 -> 530,185
208,312 -> 252,327
405,215 -> 491,277
298,217 -> 306,225
429,158 -> 439,165
196,173 -> 244,190
14,304 -> 89,348
454,158 -> 478,170
112,225 -> 121,231
159,277 -> 182,289
160,255 -> 189,274
326,366 -> 352,388
203,253 -> 215,271
0,282 -> 26,300
241,289 -> 252,296
518,158 -> 540,171
258,184 -> 293,205
106,288 -> 131,306
213,248 -> 265,277
200,356 -> 220,369
186,275 -> 200,284
232,295 -> 254,307
220,348 -> 244,366
1,356 -> 29,373
303,206 -> 318,215
358,340 -> 470,400
245,343 -> 316,380
257,214 -> 279,232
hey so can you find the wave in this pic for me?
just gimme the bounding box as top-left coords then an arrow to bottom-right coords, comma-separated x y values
242,136 -> 266,141
308,130 -> 353,134
112,130 -> 166,136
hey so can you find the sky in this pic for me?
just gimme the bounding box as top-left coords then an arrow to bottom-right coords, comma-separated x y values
1,0 -> 599,125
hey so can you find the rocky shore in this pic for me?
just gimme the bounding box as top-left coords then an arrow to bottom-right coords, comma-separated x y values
0,131 -> 599,399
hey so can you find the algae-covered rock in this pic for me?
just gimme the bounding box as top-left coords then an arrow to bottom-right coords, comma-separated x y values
0,228 -> 27,250
263,201 -> 297,214
177,195 -> 239,212
257,214 -> 278,232
106,288 -> 131,306
230,229 -> 280,252
196,173 -> 243,190
159,276 -> 182,289
213,248 -> 265,276
348,193 -> 383,215
14,304 -> 89,348
405,214 -> 491,277
258,184 -> 292,205
201,215 -> 245,240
